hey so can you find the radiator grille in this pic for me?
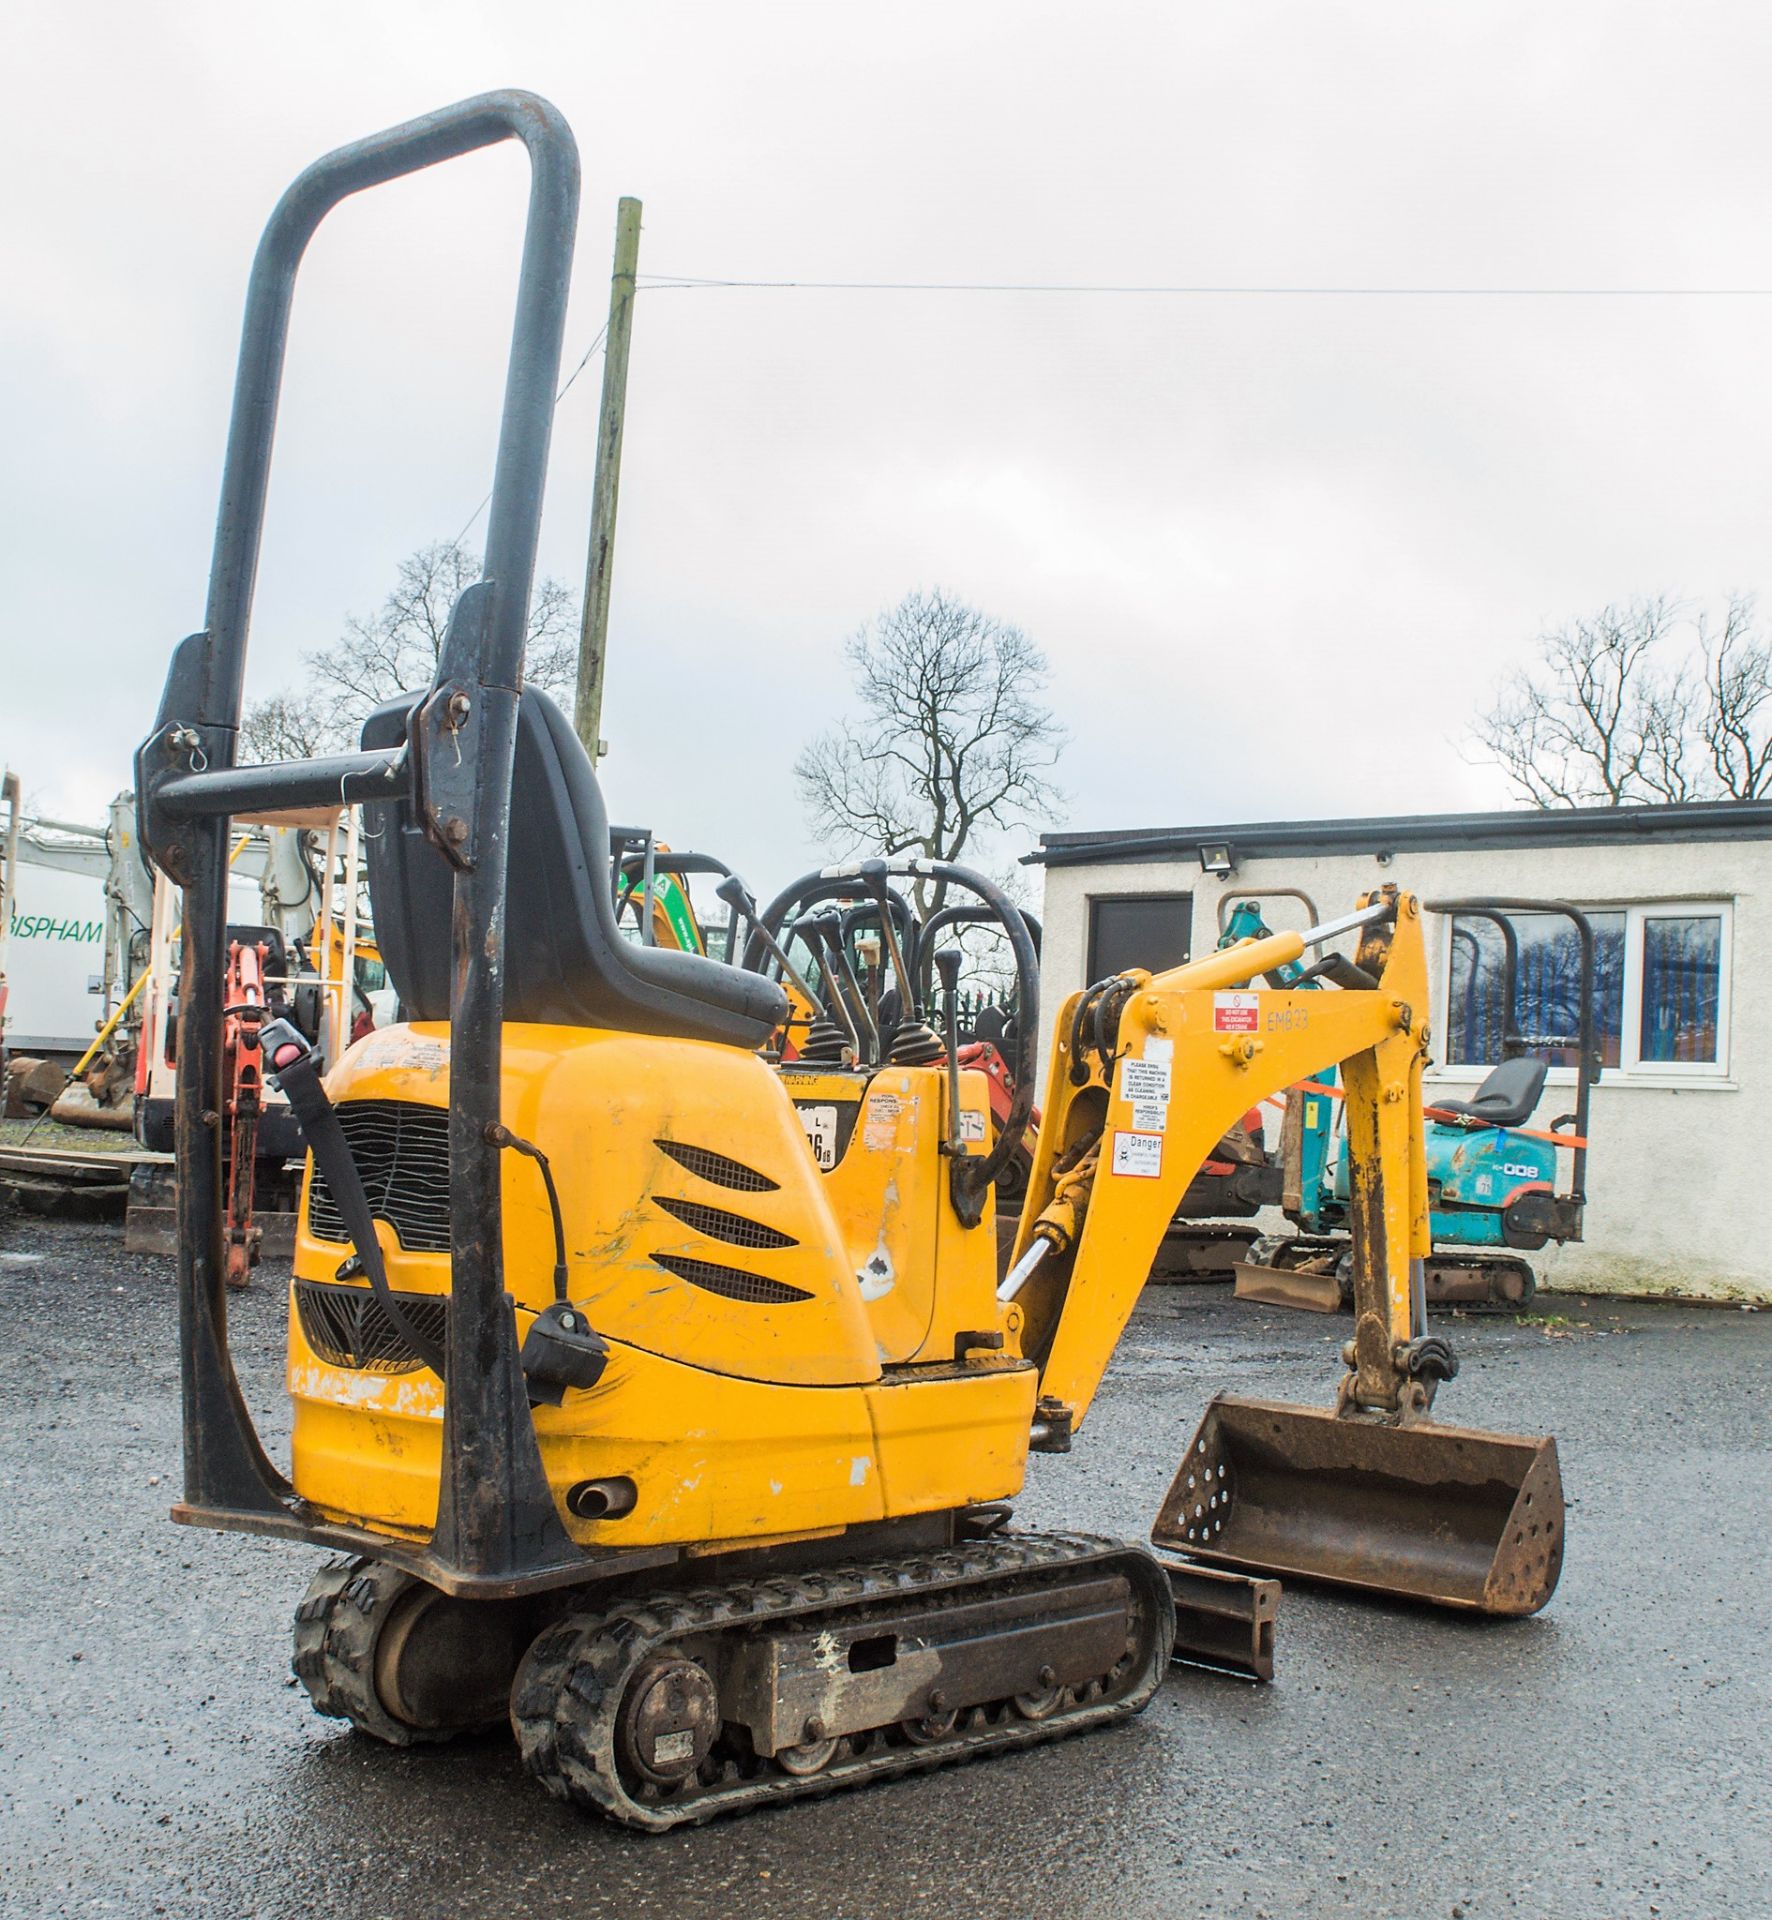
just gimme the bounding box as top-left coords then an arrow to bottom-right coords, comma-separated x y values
654,1139 -> 778,1193
294,1278 -> 448,1373
649,1252 -> 811,1305
652,1195 -> 798,1250
307,1100 -> 451,1252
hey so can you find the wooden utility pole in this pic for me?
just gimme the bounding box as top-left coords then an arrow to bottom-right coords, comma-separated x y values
573,195 -> 642,760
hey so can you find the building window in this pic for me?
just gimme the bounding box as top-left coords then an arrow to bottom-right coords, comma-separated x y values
1444,904 -> 1730,1078
1087,893 -> 1192,982
1638,914 -> 1723,1063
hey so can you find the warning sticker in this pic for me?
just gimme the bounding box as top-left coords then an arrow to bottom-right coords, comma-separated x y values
1130,1102 -> 1168,1132
959,1108 -> 987,1143
1110,1130 -> 1164,1179
1213,991 -> 1260,1033
1120,1057 -> 1171,1108
863,1092 -> 904,1150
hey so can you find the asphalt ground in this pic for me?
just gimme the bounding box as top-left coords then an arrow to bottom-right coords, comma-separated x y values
1,1213 -> 1766,1920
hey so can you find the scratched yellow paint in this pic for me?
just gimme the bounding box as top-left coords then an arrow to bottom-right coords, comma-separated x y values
285,890 -> 1433,1552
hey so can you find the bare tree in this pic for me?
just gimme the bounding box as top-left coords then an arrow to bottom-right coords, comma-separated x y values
237,690 -> 335,764
240,540 -> 580,758
1699,594 -> 1772,799
1471,595 -> 1772,806
795,589 -> 1064,911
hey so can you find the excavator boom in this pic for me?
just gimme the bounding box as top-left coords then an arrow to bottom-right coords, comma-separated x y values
1012,898 -> 1426,1431
1012,890 -> 1563,1615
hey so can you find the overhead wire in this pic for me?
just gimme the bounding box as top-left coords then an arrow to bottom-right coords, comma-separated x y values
452,317 -> 613,545
637,273 -> 1772,298
450,270 -> 1771,542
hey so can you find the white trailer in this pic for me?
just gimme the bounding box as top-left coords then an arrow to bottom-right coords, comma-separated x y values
3,809 -> 118,1060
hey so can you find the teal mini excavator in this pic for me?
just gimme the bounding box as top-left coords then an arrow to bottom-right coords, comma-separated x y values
1211,895 -> 1600,1311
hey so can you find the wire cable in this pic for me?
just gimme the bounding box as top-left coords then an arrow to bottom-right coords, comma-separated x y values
637,273 -> 1772,298
453,318 -> 613,544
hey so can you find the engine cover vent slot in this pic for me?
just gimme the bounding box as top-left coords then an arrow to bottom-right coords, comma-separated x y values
307,1099 -> 451,1252
654,1140 -> 779,1193
295,1278 -> 449,1373
649,1253 -> 812,1305
652,1196 -> 798,1251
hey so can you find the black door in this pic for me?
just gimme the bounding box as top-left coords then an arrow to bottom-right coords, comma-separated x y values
1087,893 -> 1193,981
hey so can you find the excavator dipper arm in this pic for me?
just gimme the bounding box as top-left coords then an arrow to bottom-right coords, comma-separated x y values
1011,890 -> 1431,1434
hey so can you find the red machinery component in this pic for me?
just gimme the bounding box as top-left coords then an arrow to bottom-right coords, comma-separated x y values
222,939 -> 271,1289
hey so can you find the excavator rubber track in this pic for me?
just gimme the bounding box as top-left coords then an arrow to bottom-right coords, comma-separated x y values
511,1531 -> 1175,1831
1423,1252 -> 1538,1312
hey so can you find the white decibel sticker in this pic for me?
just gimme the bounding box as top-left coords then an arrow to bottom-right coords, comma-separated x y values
1213,991 -> 1260,1033
797,1103 -> 840,1170
1110,1130 -> 1163,1178
1120,1057 -> 1172,1107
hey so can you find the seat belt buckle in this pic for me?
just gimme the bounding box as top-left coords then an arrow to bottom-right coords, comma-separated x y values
258,1017 -> 316,1087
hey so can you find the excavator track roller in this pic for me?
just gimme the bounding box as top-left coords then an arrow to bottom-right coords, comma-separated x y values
511,1533 -> 1176,1831
1155,1395 -> 1565,1615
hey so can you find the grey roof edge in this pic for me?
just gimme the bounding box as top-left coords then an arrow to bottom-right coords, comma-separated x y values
1027,799 -> 1772,867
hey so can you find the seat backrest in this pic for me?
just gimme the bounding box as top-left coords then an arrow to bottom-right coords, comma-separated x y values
1463,1054 -> 1550,1128
361,689 -> 787,1049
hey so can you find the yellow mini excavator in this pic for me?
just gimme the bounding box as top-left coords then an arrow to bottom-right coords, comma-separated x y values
135,90 -> 1564,1832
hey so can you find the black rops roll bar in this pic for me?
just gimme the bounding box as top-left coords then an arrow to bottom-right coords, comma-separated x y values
744,871 -> 921,1019
914,903 -> 1042,1010
743,860 -> 1041,1226
614,848 -> 743,960
1427,899 -> 1598,1204
133,93 -> 590,1593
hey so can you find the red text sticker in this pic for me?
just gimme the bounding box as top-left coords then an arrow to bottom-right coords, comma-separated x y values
1213,991 -> 1259,1033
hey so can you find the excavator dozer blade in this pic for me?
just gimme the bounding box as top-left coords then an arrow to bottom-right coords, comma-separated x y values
1232,1260 -> 1341,1313
1154,1394 -> 1564,1615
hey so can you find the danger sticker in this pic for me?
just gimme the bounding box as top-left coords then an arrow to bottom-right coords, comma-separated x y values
1120,1057 -> 1171,1108
1110,1130 -> 1164,1179
1213,991 -> 1260,1033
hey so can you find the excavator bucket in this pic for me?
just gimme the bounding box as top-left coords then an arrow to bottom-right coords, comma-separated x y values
1154,1394 -> 1564,1615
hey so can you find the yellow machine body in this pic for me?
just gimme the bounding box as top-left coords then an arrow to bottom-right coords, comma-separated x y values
289,1025 -> 1028,1550
291,894 -> 1436,1564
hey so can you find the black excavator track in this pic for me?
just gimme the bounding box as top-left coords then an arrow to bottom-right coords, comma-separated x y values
292,1557 -> 463,1747
1423,1252 -> 1538,1311
511,1530 -> 1175,1831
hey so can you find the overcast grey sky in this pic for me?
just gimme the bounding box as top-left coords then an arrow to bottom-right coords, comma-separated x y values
6,2 -> 1771,885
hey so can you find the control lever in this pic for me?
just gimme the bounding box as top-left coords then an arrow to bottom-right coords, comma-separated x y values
717,874 -> 822,1006
805,910 -> 877,1066
857,858 -> 917,1014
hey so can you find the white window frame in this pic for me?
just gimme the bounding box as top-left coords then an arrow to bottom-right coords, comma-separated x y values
1431,901 -> 1733,1088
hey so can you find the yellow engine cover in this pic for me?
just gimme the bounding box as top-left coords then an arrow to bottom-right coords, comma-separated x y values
288,1021 -> 1032,1549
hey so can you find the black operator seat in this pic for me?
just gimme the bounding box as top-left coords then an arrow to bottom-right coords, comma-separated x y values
361,689 -> 788,1049
1433,1054 -> 1549,1130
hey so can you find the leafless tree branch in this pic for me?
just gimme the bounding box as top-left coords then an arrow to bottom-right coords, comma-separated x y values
240,540 -> 580,761
1466,595 -> 1771,806
794,588 -> 1065,912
